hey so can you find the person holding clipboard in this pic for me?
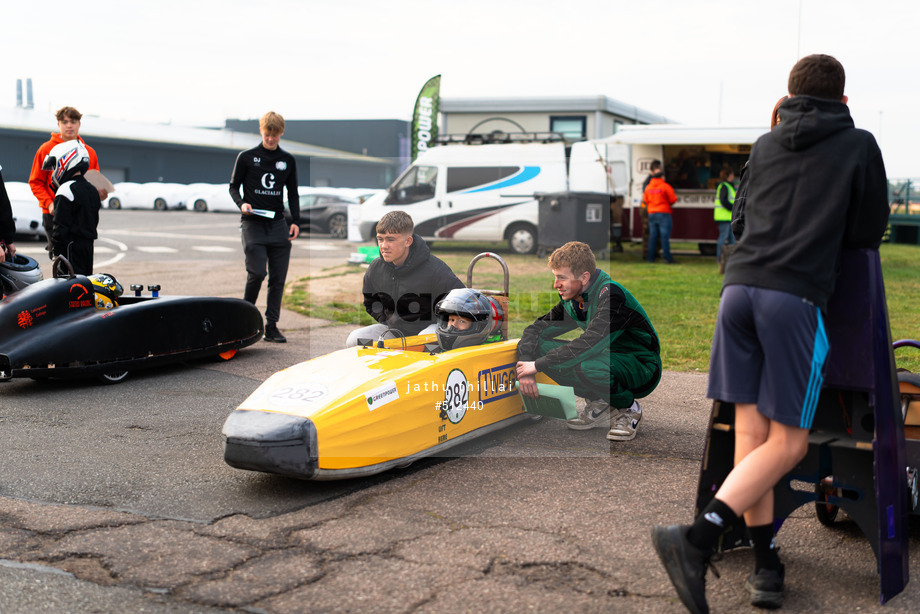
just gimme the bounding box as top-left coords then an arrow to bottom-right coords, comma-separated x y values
229,111 -> 300,343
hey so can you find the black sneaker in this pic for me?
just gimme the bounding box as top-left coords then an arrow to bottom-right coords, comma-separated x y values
745,564 -> 785,609
651,524 -> 715,614
263,324 -> 287,343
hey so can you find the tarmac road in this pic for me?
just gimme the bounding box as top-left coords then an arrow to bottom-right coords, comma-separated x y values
3,210 -> 920,612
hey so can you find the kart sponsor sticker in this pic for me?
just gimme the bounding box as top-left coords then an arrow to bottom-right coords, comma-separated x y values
477,362 -> 518,405
16,302 -> 49,328
443,369 -> 469,424
69,282 -> 93,309
17,310 -> 34,328
266,383 -> 329,407
366,382 -> 399,411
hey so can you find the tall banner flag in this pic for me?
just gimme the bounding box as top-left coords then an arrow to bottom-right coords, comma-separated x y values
411,75 -> 440,161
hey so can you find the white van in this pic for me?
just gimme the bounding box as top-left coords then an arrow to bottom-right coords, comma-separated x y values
357,139 -> 617,254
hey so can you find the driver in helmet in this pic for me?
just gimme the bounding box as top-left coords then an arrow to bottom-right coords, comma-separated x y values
88,273 -> 123,310
434,288 -> 504,351
42,141 -> 102,275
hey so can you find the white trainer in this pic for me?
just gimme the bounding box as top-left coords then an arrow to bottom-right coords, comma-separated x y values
566,399 -> 614,430
607,400 -> 642,441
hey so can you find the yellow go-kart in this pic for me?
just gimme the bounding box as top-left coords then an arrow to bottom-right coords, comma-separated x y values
222,253 -> 557,480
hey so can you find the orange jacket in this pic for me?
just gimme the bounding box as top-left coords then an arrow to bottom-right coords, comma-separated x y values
643,176 -> 677,215
29,134 -> 100,214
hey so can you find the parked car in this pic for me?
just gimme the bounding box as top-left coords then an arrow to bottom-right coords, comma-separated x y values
4,182 -> 44,241
185,184 -> 239,213
10,198 -> 44,241
285,188 -> 361,239
107,182 -> 186,210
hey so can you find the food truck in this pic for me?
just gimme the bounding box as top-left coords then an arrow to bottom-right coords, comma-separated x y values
600,124 -> 768,253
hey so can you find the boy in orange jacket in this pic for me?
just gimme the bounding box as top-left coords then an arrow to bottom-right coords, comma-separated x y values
29,107 -> 104,258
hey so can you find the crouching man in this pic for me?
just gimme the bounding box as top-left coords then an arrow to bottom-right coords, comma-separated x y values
516,241 -> 661,441
346,210 -> 464,347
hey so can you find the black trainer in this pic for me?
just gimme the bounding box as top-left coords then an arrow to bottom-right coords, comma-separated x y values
651,524 -> 716,614
745,564 -> 785,609
263,323 -> 287,343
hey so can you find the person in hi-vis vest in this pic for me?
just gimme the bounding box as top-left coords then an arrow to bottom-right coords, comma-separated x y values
714,167 -> 736,262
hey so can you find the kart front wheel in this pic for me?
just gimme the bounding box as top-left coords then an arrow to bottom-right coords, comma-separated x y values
99,370 -> 130,384
217,349 -> 238,361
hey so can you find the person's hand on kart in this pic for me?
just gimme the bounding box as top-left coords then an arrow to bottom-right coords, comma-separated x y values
516,361 -> 539,398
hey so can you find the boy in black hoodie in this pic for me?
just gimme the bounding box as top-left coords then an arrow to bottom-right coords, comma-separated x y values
346,210 -> 464,347
652,54 -> 889,613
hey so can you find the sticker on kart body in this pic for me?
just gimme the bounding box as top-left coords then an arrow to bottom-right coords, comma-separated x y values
443,369 -> 469,424
477,362 -> 518,405
267,383 -> 329,407
366,382 -> 399,411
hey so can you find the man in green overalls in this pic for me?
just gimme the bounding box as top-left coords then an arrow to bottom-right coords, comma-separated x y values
516,241 -> 662,441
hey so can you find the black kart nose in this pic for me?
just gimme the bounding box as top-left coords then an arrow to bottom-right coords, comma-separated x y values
222,410 -> 317,479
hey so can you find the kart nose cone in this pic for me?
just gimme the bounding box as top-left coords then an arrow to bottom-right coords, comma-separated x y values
222,410 -> 317,479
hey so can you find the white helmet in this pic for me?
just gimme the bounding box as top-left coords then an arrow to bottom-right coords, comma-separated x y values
0,253 -> 43,296
42,141 -> 90,189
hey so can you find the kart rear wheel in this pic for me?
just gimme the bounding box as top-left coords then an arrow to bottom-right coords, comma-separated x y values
99,370 -> 130,384
815,476 -> 839,526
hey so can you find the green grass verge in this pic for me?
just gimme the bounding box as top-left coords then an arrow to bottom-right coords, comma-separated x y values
285,242 -> 920,374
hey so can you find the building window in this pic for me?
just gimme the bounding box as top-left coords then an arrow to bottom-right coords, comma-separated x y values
550,116 -> 586,140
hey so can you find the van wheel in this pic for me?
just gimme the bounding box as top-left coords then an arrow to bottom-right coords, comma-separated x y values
507,223 -> 537,255
193,199 -> 208,212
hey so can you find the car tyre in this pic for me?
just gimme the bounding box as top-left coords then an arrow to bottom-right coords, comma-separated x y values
328,213 -> 347,239
154,198 -> 167,211
507,223 -> 538,255
193,199 -> 208,212
108,197 -> 122,210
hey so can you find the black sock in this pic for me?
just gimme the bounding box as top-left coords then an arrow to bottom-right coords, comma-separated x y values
687,498 -> 739,552
748,523 -> 781,571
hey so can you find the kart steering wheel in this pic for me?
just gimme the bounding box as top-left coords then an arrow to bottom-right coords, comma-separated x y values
377,327 -> 407,350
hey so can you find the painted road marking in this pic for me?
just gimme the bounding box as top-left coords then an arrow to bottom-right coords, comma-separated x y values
191,246 -> 235,253
137,246 -> 179,253
96,238 -> 128,267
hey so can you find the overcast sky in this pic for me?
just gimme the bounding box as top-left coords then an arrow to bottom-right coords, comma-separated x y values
3,0 -> 918,177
